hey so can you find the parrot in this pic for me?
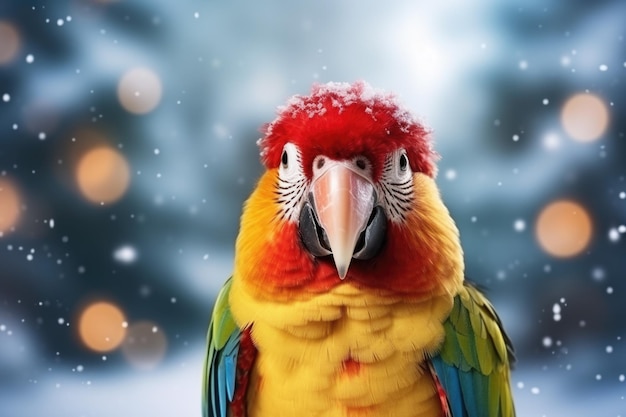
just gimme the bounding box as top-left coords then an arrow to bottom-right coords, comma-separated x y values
202,81 -> 516,417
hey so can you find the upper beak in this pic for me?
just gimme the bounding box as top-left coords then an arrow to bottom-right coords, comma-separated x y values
308,161 -> 376,279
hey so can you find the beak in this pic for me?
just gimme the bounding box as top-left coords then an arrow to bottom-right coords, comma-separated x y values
305,160 -> 378,279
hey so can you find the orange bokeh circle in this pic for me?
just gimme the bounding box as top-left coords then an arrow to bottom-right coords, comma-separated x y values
535,200 -> 593,258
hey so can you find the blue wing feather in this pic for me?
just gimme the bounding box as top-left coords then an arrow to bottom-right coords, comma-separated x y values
460,367 -> 481,416
432,356 -> 466,417
223,334 -> 240,401
216,350 -> 228,417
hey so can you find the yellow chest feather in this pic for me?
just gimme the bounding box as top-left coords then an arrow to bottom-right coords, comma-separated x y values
229,282 -> 453,417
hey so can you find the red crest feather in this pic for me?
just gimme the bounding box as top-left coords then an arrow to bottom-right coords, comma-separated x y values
258,81 -> 438,180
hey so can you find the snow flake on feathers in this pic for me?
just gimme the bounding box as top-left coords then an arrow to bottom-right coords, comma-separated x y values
271,81 -> 415,129
258,81 -> 438,179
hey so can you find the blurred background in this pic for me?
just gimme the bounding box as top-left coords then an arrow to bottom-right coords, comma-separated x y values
0,0 -> 624,415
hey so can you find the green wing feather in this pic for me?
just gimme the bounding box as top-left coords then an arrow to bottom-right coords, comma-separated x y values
202,278 -> 242,417
210,278 -> 238,349
432,282 -> 516,417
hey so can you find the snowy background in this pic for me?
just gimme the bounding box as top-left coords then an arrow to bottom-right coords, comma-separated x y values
1,0 -> 625,416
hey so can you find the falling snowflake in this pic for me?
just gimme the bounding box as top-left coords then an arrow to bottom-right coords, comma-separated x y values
113,245 -> 138,264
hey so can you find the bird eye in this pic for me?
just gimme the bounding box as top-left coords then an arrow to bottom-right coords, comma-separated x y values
278,143 -> 302,181
399,153 -> 408,172
281,150 -> 289,168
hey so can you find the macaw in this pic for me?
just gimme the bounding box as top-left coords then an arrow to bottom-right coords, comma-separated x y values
202,81 -> 516,417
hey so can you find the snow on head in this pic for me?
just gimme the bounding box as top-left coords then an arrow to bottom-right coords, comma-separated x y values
268,81 -> 416,132
258,81 -> 437,179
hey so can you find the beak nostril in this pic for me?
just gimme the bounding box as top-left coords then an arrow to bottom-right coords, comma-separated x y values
316,158 -> 326,170
355,159 -> 366,170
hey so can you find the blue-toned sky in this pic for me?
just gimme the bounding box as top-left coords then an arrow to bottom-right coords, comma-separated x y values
1,1 -> 625,416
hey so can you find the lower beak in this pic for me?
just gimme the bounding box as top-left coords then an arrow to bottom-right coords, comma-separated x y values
309,162 -> 375,279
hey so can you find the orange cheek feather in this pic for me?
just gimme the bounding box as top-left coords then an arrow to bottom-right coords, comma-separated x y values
234,170 -> 340,300
345,224 -> 441,294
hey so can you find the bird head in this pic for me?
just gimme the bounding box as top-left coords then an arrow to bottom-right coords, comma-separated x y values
234,81 -> 463,301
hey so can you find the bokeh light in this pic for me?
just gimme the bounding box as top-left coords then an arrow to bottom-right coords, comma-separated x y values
117,67 -> 163,115
121,321 -> 168,370
0,178 -> 21,235
0,21 -> 21,65
535,200 -> 593,258
113,244 -> 139,264
77,301 -> 127,352
76,147 -> 131,204
561,93 -> 609,142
